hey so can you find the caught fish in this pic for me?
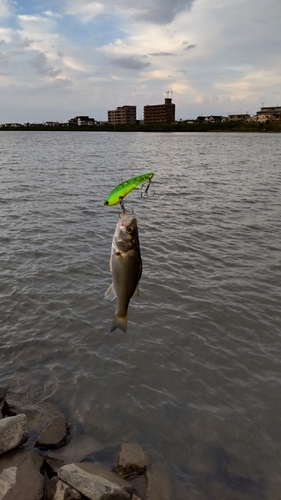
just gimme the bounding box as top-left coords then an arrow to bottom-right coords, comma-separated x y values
105,210 -> 142,332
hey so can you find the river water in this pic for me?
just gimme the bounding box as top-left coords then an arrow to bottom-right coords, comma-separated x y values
1,131 -> 281,498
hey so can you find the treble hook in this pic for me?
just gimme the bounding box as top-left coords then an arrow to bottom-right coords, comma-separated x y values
141,177 -> 155,198
119,198 -> 134,214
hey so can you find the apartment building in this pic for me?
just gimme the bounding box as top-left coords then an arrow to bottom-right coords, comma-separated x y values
143,97 -> 175,124
255,106 -> 281,122
108,106 -> 137,125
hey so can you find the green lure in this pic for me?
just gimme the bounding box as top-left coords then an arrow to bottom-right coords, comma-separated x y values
104,172 -> 154,206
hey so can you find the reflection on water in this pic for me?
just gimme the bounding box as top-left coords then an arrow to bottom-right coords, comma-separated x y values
1,131 -> 281,498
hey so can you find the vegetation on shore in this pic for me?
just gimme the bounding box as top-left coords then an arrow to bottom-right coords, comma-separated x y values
1,121 -> 281,133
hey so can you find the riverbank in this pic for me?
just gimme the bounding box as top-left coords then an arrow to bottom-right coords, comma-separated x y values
1,121 -> 281,133
0,386 -> 170,500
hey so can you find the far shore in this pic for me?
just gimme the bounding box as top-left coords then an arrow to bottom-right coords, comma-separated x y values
1,121 -> 281,133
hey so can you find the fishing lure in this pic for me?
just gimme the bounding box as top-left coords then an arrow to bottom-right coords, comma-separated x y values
104,172 -> 154,206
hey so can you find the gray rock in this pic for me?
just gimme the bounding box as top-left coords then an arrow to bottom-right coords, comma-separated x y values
46,476 -> 84,500
58,462 -> 134,500
4,393 -> 67,448
0,448 -> 44,500
0,414 -> 28,455
114,443 -> 147,477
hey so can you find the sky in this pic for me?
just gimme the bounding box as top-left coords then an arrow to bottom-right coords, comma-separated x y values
0,0 -> 280,123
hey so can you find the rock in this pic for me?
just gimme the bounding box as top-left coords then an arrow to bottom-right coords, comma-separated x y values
45,456 -> 70,477
58,462 -> 134,500
0,387 -> 8,420
4,392 -> 68,448
0,386 -> 8,403
127,474 -> 147,500
147,464 -> 174,500
114,443 -> 147,477
46,433 -> 104,464
210,480 -> 259,500
43,434 -> 104,478
0,448 -> 44,500
213,446 -> 265,495
46,476 -> 85,500
83,445 -> 119,469
0,414 -> 28,455
186,442 -> 216,475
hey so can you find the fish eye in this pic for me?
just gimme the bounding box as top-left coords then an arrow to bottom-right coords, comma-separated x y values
127,226 -> 133,233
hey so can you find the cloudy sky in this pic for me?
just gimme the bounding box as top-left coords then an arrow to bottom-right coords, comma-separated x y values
0,0 -> 280,123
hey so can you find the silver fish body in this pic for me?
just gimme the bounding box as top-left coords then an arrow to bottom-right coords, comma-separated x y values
106,210 -> 142,332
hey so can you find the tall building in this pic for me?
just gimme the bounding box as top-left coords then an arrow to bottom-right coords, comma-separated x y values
143,97 -> 175,124
108,105 -> 137,125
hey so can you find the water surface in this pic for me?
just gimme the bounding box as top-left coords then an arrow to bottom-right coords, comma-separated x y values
1,131 -> 281,498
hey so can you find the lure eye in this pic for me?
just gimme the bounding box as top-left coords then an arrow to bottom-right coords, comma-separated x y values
104,200 -> 109,205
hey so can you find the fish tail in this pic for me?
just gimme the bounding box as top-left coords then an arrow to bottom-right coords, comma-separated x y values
111,314 -> 127,332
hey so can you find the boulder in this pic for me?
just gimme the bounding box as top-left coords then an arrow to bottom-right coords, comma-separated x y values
0,448 -> 44,500
0,414 -> 28,455
58,462 -> 134,500
4,393 -> 68,448
114,443 -> 147,477
46,476 -> 84,500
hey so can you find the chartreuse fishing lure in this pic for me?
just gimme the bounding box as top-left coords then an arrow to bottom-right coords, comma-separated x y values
104,172 -> 154,206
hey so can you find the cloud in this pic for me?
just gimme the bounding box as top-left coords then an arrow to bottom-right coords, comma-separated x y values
0,0 -> 11,18
130,0 -> 195,25
111,56 -> 151,70
185,44 -> 197,50
29,51 -> 62,77
63,0 -> 194,25
63,0 -> 104,21
149,52 -> 175,56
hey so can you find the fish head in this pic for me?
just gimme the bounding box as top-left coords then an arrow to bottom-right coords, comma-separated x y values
113,211 -> 139,253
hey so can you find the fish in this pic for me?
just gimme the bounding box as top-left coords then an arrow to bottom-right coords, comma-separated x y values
105,209 -> 142,332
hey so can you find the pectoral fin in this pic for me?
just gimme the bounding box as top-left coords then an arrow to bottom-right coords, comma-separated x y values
104,284 -> 116,301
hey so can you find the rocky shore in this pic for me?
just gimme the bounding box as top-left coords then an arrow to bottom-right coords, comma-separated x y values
0,385 -> 172,500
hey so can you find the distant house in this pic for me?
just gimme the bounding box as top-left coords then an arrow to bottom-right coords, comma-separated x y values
108,106 -> 137,125
68,116 -> 95,126
196,115 -> 225,123
45,121 -> 60,127
4,123 -> 22,128
228,114 -> 250,122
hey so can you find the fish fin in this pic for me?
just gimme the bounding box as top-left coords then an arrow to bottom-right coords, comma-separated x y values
133,285 -> 140,297
111,314 -> 127,332
104,284 -> 116,301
